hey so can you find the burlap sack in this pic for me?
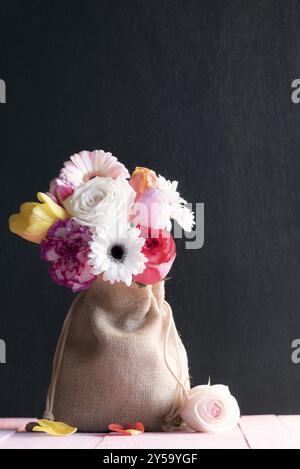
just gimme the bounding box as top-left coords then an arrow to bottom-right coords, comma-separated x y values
44,279 -> 190,432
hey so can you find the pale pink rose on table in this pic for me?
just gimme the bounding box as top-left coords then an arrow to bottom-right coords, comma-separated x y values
180,384 -> 240,434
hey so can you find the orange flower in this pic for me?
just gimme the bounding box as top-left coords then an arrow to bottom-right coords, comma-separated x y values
130,167 -> 158,199
108,422 -> 145,436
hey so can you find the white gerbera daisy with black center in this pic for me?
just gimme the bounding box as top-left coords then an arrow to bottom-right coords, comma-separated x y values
88,223 -> 147,286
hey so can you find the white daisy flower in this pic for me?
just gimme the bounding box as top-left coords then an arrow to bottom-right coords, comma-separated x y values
157,175 -> 195,232
88,223 -> 147,286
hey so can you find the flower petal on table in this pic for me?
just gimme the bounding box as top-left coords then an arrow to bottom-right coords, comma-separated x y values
31,420 -> 77,436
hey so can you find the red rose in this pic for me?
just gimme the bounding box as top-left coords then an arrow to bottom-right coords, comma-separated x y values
133,226 -> 176,285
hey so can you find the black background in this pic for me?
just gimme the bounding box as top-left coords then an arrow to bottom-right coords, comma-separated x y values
1,0 -> 300,418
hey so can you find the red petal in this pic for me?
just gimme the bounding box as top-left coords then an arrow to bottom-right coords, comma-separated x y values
124,422 -> 145,432
133,265 -> 162,284
108,423 -> 125,432
124,423 -> 135,430
135,422 -> 145,432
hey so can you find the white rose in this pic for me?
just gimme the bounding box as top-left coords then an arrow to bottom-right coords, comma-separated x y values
63,176 -> 135,228
180,384 -> 240,434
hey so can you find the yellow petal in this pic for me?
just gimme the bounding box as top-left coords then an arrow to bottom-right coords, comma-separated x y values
37,192 -> 68,220
20,202 -> 39,218
9,213 -> 45,244
9,213 -> 28,235
31,205 -> 56,223
25,221 -> 52,234
26,222 -> 53,243
33,420 -> 77,437
126,429 -> 143,436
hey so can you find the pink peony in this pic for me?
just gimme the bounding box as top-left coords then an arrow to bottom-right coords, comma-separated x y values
132,188 -> 171,230
41,219 -> 96,292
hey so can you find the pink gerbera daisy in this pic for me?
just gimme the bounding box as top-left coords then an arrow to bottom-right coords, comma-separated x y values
49,150 -> 130,205
60,150 -> 130,187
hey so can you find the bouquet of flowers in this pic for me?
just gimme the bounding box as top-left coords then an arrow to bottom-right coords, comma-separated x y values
9,150 -> 194,291
8,149 -> 241,434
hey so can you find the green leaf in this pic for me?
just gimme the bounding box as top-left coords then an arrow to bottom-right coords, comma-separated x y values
134,282 -> 147,288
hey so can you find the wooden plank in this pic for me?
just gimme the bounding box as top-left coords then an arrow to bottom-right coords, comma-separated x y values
278,415 -> 300,442
0,432 -> 104,449
0,418 -> 35,431
0,431 -> 15,444
239,415 -> 300,449
0,416 -> 299,449
97,427 -> 249,450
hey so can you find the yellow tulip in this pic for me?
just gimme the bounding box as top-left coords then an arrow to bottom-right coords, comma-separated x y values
9,192 -> 69,244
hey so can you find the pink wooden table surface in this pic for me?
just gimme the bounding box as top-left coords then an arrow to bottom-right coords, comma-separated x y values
0,416 -> 300,449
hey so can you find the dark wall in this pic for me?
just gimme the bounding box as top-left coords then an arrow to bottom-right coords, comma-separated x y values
1,0 -> 300,417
